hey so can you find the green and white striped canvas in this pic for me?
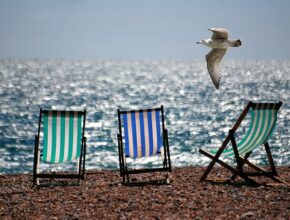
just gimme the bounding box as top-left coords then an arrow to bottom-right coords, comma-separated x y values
214,103 -> 280,157
42,111 -> 83,163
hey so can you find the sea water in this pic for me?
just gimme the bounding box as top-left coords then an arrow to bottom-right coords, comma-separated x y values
0,59 -> 290,174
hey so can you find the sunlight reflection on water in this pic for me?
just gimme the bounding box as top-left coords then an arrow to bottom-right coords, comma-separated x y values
0,59 -> 290,173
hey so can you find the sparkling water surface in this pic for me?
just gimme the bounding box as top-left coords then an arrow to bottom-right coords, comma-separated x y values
0,59 -> 290,174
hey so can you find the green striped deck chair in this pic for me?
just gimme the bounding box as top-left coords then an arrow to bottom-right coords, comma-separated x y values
33,109 -> 87,185
199,101 -> 285,186
117,106 -> 171,183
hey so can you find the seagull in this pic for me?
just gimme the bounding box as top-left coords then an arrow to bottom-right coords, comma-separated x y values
197,28 -> 242,89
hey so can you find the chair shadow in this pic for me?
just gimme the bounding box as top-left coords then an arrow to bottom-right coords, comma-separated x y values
205,178 -> 290,189
123,178 -> 170,187
204,179 -> 260,188
34,180 -> 80,188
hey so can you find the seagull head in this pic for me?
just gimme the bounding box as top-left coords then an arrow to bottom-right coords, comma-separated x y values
233,39 -> 242,47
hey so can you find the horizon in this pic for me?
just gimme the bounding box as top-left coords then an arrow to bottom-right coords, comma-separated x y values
0,0 -> 290,60
1,57 -> 290,62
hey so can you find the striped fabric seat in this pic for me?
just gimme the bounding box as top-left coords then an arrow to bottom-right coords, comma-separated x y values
121,109 -> 162,158
42,110 -> 83,163
218,103 -> 280,157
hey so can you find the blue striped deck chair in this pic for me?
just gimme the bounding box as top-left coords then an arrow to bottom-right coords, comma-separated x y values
199,101 -> 286,186
117,106 -> 171,183
33,109 -> 87,185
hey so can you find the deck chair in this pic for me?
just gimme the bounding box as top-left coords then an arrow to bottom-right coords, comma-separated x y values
117,105 -> 172,183
199,101 -> 285,186
33,109 -> 87,185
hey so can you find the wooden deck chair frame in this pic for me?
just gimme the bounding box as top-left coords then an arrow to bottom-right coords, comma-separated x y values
199,101 -> 285,186
33,109 -> 87,185
117,105 -> 172,183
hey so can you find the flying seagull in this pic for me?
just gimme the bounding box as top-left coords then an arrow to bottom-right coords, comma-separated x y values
197,28 -> 242,89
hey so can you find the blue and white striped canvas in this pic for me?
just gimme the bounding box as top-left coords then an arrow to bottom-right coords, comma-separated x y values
122,110 -> 162,158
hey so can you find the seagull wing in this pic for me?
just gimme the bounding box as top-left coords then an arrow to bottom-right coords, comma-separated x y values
208,28 -> 229,40
206,48 -> 227,89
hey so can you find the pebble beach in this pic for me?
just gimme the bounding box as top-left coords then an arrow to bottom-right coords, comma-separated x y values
1,166 -> 290,219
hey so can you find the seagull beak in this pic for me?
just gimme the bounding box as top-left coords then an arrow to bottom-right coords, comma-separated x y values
196,41 -> 202,44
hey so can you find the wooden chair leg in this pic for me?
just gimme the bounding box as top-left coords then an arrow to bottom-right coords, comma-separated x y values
199,136 -> 230,181
165,129 -> 172,172
199,149 -> 220,181
231,152 -> 251,180
229,130 -> 243,173
264,142 -> 278,176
